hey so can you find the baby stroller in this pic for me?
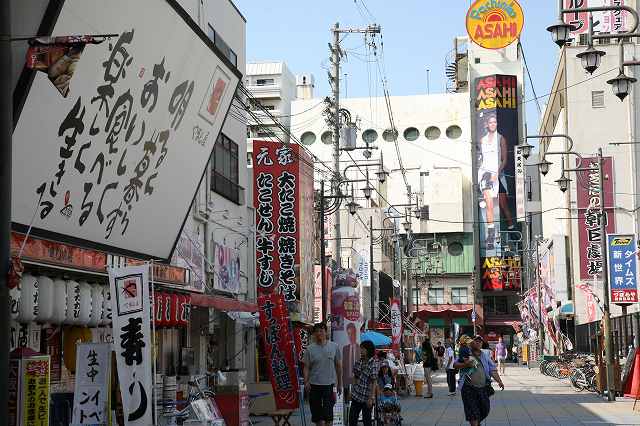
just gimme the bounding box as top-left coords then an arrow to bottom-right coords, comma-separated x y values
377,383 -> 402,425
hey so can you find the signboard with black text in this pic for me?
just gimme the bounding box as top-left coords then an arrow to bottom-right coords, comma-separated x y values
12,0 -> 241,260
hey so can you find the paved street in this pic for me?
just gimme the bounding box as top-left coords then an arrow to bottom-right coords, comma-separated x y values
264,366 -> 640,426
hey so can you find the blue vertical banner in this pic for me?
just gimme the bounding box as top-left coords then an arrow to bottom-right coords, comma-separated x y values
607,234 -> 639,305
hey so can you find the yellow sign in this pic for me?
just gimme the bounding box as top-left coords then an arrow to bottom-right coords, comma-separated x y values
466,0 -> 524,49
21,356 -> 50,426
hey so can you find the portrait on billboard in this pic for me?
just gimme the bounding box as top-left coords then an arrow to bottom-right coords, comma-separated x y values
475,74 -> 521,291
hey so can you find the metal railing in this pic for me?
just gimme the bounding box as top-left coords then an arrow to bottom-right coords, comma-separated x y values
575,312 -> 640,357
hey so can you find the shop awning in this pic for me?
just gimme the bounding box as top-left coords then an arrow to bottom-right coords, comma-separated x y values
416,304 -> 473,313
191,293 -> 258,312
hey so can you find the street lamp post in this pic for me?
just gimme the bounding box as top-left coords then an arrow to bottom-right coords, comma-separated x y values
528,133 -> 617,400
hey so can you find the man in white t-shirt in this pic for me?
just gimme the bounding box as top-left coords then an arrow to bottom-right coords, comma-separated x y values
443,340 -> 457,396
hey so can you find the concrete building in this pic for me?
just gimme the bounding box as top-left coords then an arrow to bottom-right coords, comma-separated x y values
538,35 -> 640,332
290,92 -> 479,334
245,61 -> 297,142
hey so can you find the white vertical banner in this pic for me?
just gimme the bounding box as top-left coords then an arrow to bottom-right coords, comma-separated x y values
390,298 -> 402,354
72,343 -> 112,425
515,146 -> 526,222
108,264 -> 153,426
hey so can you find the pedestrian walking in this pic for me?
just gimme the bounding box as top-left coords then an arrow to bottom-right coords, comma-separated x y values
349,340 -> 377,426
436,341 -> 445,369
303,322 -> 343,426
495,336 -> 507,375
454,335 -> 505,426
443,340 -> 457,396
421,338 -> 436,398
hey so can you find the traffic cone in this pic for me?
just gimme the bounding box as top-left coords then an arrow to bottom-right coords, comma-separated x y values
624,350 -> 640,398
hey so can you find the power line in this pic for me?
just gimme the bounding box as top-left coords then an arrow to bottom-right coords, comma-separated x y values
518,41 -> 543,118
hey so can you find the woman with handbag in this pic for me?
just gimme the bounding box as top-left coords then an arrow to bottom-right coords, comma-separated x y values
421,338 -> 437,398
453,335 -> 505,426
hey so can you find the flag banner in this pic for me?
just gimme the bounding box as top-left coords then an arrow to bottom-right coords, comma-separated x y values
257,293 -> 299,410
109,264 -> 152,426
390,298 -> 402,354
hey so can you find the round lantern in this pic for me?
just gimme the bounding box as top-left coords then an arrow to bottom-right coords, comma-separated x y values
51,278 -> 67,324
178,294 -> 191,327
36,276 -> 55,323
64,280 -> 81,324
17,273 -> 39,323
101,286 -> 112,326
163,293 -> 173,327
89,285 -> 104,327
167,293 -> 179,327
154,292 -> 164,327
77,281 -> 93,325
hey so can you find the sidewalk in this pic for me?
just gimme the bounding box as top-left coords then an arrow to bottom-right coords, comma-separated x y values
259,365 -> 640,425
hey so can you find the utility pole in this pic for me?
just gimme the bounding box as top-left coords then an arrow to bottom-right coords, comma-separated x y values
1,1 -> 11,422
320,180 -> 327,322
598,147 -> 616,401
369,215 -> 375,324
329,22 -> 380,269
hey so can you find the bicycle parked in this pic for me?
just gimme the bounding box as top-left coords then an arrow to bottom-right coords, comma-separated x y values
540,352 -> 599,394
159,374 -> 226,426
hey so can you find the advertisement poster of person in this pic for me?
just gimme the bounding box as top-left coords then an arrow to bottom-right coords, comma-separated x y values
331,270 -> 362,387
474,74 -> 522,291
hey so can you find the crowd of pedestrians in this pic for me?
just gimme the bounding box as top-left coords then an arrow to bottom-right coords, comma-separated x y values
303,321 -> 510,425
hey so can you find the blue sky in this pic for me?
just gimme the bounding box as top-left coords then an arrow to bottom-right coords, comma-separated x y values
233,0 -> 560,131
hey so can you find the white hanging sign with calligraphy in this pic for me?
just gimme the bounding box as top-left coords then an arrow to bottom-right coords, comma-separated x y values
72,343 -> 112,425
109,264 -> 152,426
12,0 -> 241,260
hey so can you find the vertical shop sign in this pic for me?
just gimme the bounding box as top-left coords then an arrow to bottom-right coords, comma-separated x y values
257,293 -> 299,410
253,140 -> 314,319
109,264 -> 152,426
474,74 -> 521,291
20,356 -> 50,426
390,298 -> 402,354
293,324 -> 310,364
576,156 -> 615,280
607,234 -> 638,304
72,343 -> 111,425
515,146 -> 525,221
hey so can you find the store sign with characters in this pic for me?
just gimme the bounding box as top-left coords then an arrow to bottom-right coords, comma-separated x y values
11,0 -> 241,261
466,0 -> 524,49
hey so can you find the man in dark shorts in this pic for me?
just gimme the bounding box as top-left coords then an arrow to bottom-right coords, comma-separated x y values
303,322 -> 342,426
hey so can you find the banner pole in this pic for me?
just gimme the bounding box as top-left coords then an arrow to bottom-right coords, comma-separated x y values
150,260 -> 158,426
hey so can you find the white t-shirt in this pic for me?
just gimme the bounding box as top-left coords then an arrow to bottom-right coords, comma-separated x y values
443,347 -> 455,370
479,132 -> 501,176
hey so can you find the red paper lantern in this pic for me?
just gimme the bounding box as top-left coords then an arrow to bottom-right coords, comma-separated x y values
163,293 -> 173,327
177,294 -> 191,327
167,293 -> 179,327
154,292 -> 164,327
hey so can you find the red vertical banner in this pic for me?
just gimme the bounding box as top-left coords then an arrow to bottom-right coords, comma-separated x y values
576,156 -> 616,281
253,140 -> 314,321
257,293 -> 300,410
390,298 -> 402,355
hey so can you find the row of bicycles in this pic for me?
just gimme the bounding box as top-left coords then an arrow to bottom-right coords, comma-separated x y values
540,352 -> 599,393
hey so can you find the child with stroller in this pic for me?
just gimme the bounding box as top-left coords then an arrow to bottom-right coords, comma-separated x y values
378,383 -> 401,425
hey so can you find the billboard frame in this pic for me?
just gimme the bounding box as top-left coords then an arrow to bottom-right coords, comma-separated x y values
11,0 -> 243,262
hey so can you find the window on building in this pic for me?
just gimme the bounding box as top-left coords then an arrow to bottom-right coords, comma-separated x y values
427,288 -> 444,305
483,296 -> 509,315
211,134 -> 243,204
412,288 -> 421,306
451,287 -> 468,304
592,90 -> 605,108
256,78 -> 275,86
207,24 -> 238,67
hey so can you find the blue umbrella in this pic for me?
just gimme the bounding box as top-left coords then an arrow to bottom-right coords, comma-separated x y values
361,331 -> 392,347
